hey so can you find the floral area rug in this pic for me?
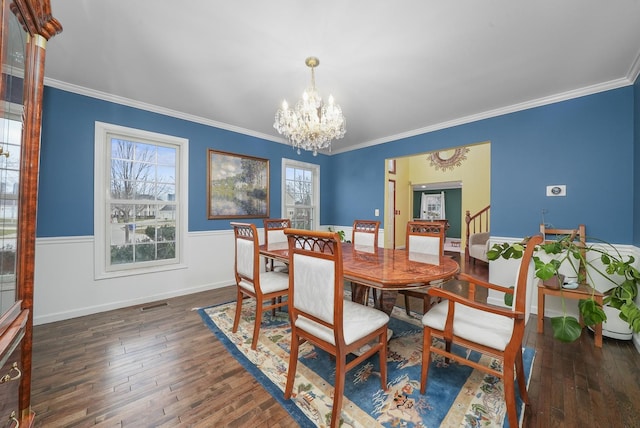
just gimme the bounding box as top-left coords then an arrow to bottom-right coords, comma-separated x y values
198,298 -> 534,427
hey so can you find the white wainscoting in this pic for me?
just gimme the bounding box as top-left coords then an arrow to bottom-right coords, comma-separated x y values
33,228 -> 640,353
33,225 -> 363,325
34,230 -> 237,325
487,236 -> 640,353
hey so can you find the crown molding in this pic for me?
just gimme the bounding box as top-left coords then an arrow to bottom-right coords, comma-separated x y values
43,77 -> 284,144
330,77 -> 634,155
45,75 -> 634,156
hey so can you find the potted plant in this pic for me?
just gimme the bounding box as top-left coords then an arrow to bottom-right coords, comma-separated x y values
327,227 -> 350,243
488,234 -> 640,343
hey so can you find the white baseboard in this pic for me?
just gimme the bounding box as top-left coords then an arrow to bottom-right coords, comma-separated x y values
34,281 -> 230,325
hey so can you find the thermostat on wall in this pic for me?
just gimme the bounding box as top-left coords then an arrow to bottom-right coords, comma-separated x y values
546,185 -> 566,197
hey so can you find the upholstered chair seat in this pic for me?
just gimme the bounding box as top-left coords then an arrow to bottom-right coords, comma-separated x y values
422,303 -> 515,351
296,299 -> 390,346
238,271 -> 288,294
420,234 -> 543,428
263,218 -> 291,273
284,228 -> 389,428
400,221 -> 447,315
231,222 -> 290,350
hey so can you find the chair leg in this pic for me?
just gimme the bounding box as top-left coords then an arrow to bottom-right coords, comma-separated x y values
331,351 -> 347,428
379,328 -> 388,390
503,354 -> 518,428
420,327 -> 432,394
232,287 -> 243,333
444,339 -> 452,364
284,331 -> 300,400
515,347 -> 530,404
251,296 -> 263,350
404,294 -> 411,316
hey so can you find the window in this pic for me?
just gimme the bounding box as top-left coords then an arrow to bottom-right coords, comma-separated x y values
94,122 -> 188,278
420,192 -> 445,220
282,159 -> 319,230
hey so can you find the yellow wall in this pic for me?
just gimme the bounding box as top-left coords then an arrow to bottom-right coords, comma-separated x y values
395,157 -> 411,248
385,141 -> 490,248
384,157 -> 411,248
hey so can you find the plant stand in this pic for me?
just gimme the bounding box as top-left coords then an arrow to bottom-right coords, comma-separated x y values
537,281 -> 604,347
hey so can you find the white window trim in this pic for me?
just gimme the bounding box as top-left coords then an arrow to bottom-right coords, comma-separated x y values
94,121 -> 188,280
281,158 -> 320,231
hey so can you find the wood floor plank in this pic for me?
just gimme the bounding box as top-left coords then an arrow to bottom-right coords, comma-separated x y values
30,254 -> 640,427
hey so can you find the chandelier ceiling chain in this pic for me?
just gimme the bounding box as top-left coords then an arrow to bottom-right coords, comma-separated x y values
273,56 -> 346,156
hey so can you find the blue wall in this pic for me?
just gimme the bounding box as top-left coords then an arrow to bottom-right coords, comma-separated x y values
330,88 -> 635,243
39,85 -> 637,244
38,87 -> 331,236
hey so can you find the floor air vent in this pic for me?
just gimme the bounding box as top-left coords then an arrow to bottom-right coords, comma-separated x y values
140,302 -> 169,311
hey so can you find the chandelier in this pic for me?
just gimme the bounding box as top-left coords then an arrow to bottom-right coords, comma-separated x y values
273,57 -> 346,156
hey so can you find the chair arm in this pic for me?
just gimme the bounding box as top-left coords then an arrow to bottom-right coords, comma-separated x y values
428,287 -> 525,320
469,232 -> 490,246
456,273 -> 514,294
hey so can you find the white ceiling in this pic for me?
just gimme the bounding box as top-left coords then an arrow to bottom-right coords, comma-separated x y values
44,1 -> 640,155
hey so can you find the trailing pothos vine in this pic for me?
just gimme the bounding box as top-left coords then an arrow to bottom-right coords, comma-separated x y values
487,235 -> 640,343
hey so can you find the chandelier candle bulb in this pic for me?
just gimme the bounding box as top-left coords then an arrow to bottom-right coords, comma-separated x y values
274,56 -> 346,156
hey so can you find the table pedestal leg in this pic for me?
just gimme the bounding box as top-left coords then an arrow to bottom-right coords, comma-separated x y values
350,283 -> 368,305
376,290 -> 398,316
350,284 -> 397,317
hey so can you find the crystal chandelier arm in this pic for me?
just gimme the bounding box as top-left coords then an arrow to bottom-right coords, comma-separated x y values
273,56 -> 345,156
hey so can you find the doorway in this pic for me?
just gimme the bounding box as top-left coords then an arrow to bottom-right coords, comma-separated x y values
384,142 -> 490,252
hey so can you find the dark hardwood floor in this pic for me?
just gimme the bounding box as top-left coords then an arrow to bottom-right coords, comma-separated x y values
31,253 -> 640,427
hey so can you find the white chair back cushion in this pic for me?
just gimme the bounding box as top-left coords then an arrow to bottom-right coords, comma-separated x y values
354,244 -> 376,253
236,238 -> 255,280
353,231 -> 375,247
267,229 -> 287,244
293,253 -> 335,325
408,251 -> 441,265
408,235 -> 441,255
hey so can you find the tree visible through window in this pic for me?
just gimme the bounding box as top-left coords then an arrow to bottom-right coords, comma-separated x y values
283,159 -> 319,230
109,137 -> 177,265
95,122 -> 186,276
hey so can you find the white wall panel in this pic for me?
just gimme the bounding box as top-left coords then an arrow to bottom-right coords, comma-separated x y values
33,230 -> 236,325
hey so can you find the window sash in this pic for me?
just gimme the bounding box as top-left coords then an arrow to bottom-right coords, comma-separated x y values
94,122 -> 188,279
282,159 -> 319,231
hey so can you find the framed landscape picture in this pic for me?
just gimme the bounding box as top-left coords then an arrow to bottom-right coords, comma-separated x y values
207,149 -> 270,219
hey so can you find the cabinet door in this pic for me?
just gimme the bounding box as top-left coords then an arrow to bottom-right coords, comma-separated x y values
0,0 -> 26,320
0,0 -> 62,425
0,327 -> 23,424
0,303 -> 26,424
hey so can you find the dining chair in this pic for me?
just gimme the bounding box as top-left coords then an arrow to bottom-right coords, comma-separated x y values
231,222 -> 290,350
351,219 -> 380,249
283,228 -> 389,428
399,221 -> 447,316
420,234 -> 543,428
351,219 -> 380,306
263,218 -> 292,272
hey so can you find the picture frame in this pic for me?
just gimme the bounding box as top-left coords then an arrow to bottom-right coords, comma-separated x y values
207,149 -> 270,219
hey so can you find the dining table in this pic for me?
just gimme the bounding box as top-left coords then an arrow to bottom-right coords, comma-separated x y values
259,241 -> 460,316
